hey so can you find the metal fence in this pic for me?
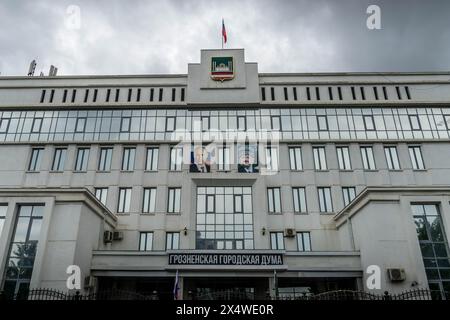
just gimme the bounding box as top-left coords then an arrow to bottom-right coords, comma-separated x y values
0,288 -> 156,301
274,288 -> 433,301
0,288 -> 434,301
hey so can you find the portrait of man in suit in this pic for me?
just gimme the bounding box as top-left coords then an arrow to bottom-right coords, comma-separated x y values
190,146 -> 211,173
238,144 -> 259,173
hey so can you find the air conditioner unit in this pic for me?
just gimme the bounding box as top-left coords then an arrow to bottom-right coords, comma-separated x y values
113,231 -> 124,241
103,230 -> 113,243
284,228 -> 295,238
387,268 -> 406,282
84,276 -> 97,289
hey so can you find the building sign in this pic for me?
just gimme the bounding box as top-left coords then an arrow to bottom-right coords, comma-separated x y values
168,253 -> 283,266
211,57 -> 234,81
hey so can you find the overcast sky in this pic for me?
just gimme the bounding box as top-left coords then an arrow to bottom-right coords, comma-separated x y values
1,0 -> 450,76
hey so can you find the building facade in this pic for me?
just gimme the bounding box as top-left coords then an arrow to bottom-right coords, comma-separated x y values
0,49 -> 450,299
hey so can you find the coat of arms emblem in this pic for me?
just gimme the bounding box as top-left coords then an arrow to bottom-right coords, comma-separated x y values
211,57 -> 234,81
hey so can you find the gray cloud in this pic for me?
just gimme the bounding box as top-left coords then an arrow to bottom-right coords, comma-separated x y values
1,0 -> 450,76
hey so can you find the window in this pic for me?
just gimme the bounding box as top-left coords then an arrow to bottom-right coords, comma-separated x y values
313,146 -> 327,170
74,148 -> 90,171
120,117 -> 131,132
180,88 -> 185,102
337,87 -> 343,100
98,147 -> 113,171
145,147 -> 159,171
105,89 -> 111,102
411,204 -> 450,300
292,187 -> 307,213
405,86 -> 411,99
271,116 -> 281,130
363,115 -> 375,131
293,87 -> 298,100
270,87 -> 275,100
196,187 -> 253,250
217,146 -> 230,171
95,188 -> 108,206
166,116 -> 176,132
71,89 -> 77,103
284,87 -> 288,100
49,89 -> 55,103
384,146 -> 401,170
318,187 -> 333,213
139,232 -> 153,251
336,146 -> 351,170
382,86 -> 388,99
62,89 -> 68,103
170,147 -> 183,171
172,88 -> 176,102
143,188 -> 157,213
360,87 -> 366,100
159,88 -> 163,101
0,205 -> 6,236
396,86 -> 402,100
315,87 -> 320,100
84,89 -> 89,103
373,87 -> 379,100
40,90 -> 46,103
261,87 -> 266,101
121,147 -> 136,171
127,88 -> 132,102
328,87 -> 333,100
166,232 -> 180,250
289,147 -> 303,170
136,88 -> 141,102
168,188 -> 181,213
297,232 -> 311,251
409,146 -> 425,170
0,118 -> 10,133
270,232 -> 284,250
201,116 -> 210,131
28,148 -> 43,171
317,115 -> 328,131
118,188 -> 132,213
237,116 -> 246,131
51,148 -> 67,171
149,88 -> 154,101
115,88 -> 120,102
342,187 -> 356,207
265,147 -> 279,171
409,115 -> 421,131
306,87 -> 311,100
75,117 -> 86,133
360,146 -> 376,170
93,89 -> 98,102
3,205 -> 43,298
267,187 -> 281,213
351,87 -> 356,100
31,118 -> 42,133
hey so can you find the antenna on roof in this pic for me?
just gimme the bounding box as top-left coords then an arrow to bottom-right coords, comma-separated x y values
28,60 -> 37,76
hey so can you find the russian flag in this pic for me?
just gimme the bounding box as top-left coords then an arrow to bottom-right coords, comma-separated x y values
222,19 -> 227,44
173,269 -> 180,300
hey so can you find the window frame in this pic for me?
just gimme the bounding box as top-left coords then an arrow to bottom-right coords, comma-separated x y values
408,146 -> 425,170
117,187 -> 132,213
297,232 -> 311,252
167,187 -> 181,213
318,187 -> 333,213
267,187 -> 282,213
336,146 -> 352,170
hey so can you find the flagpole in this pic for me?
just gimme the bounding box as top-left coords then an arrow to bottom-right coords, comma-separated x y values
221,18 -> 224,49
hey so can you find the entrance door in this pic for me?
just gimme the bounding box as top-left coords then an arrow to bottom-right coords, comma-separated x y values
185,277 -> 268,300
